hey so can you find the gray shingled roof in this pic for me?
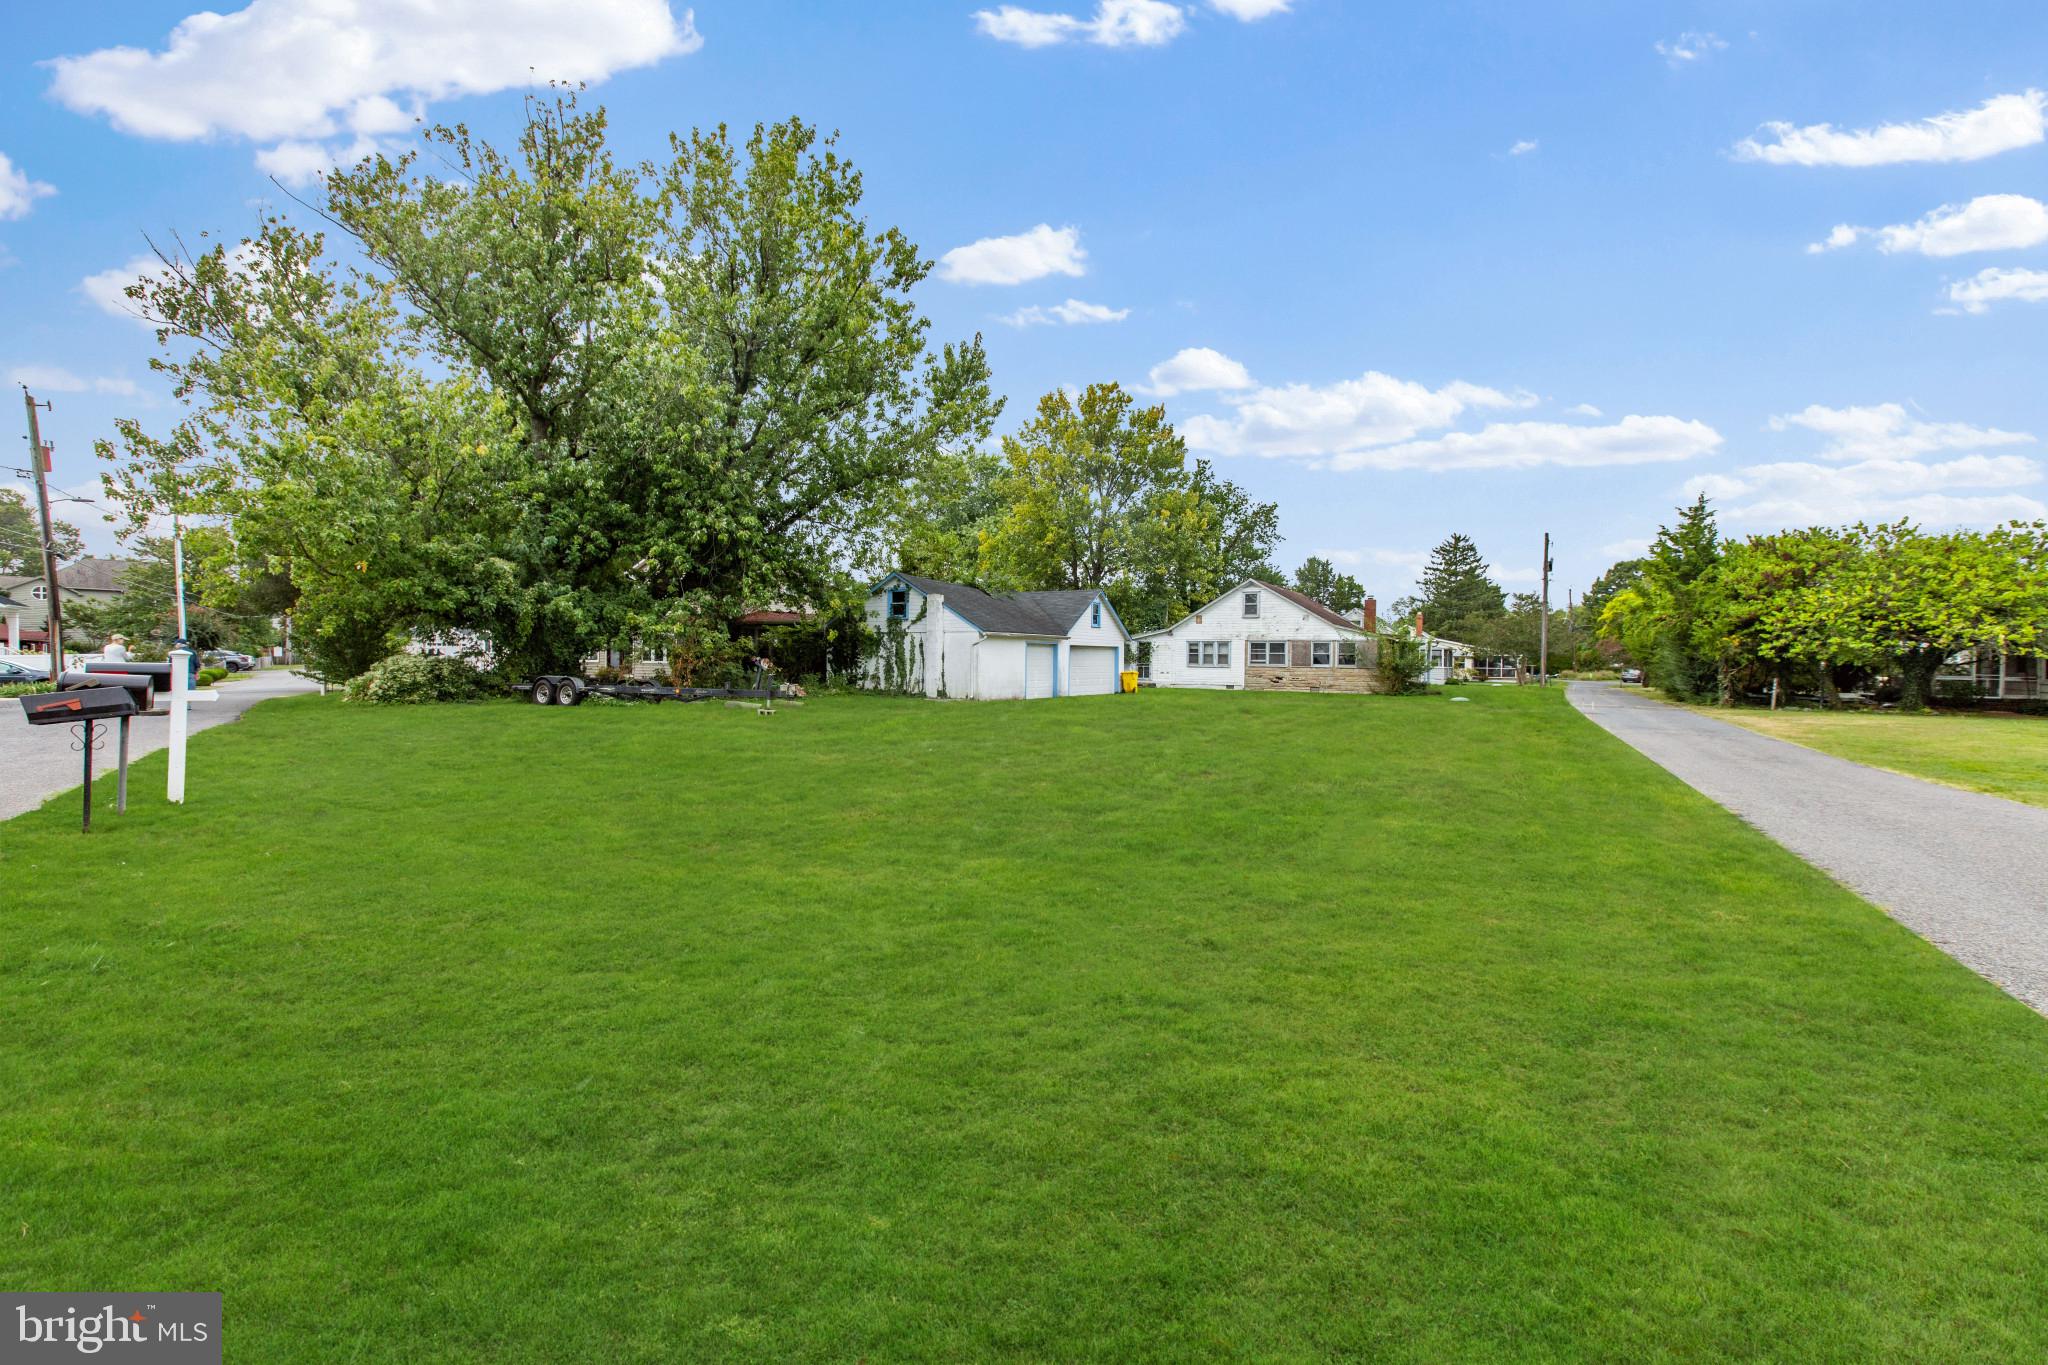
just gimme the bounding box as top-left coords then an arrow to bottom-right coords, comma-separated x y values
0,557 -> 136,595
892,575 -> 1109,637
0,591 -> 24,610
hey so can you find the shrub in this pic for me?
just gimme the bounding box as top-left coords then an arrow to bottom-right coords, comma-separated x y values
1374,630 -> 1429,695
0,680 -> 56,699
197,667 -> 229,686
344,653 -> 497,705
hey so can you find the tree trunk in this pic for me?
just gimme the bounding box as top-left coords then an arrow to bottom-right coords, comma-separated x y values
1818,659 -> 1840,710
1897,649 -> 1943,711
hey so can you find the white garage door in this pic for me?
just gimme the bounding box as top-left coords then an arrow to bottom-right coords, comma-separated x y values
1025,643 -> 1056,698
1069,645 -> 1117,695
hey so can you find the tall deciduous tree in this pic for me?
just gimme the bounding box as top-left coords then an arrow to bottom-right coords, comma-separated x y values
1292,555 -> 1366,612
979,383 -> 1279,629
0,489 -> 83,575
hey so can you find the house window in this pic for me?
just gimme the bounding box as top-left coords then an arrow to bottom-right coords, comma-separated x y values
641,642 -> 670,666
1248,641 -> 1287,666
1338,640 -> 1358,667
1091,602 -> 1102,628
1311,641 -> 1332,667
30,584 -> 47,601
1242,591 -> 1260,618
887,587 -> 909,621
1186,640 -> 1230,667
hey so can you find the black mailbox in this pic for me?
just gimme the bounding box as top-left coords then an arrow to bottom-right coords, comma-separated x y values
85,660 -> 182,685
20,686 -> 140,725
20,688 -> 143,833
61,670 -> 156,713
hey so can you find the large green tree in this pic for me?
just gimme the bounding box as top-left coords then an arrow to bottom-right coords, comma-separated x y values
99,95 -> 997,679
0,488 -> 83,576
1292,555 -> 1366,613
1416,533 -> 1505,641
976,383 -> 1279,629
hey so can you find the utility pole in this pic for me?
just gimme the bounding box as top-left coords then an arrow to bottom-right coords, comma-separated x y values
20,386 -> 63,681
1539,532 -> 1552,688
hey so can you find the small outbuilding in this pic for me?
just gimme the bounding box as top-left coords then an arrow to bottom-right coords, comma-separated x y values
862,572 -> 1132,699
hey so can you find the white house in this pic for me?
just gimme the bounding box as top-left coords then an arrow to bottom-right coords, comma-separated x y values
1137,579 -> 1382,693
863,572 -> 1132,699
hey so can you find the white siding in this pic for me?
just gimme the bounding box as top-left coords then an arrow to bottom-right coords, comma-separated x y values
1138,583 -> 1363,690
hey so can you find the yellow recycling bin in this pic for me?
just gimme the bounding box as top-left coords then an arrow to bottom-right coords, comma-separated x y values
1119,669 -> 1140,693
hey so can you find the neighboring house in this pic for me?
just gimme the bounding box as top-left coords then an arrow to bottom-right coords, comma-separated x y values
862,572 -> 1132,699
0,557 -> 137,651
1939,648 -> 2045,702
0,589 -> 24,653
1137,579 -> 1382,692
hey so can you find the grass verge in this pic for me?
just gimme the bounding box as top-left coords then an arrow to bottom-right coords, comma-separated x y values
2,687 -> 2045,1360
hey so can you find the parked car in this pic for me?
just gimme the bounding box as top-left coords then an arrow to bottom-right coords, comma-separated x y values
1618,667 -> 1644,684
0,656 -> 48,683
201,649 -> 254,672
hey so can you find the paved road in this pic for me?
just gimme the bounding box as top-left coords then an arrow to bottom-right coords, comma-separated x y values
0,667 -> 321,823
1568,681 -> 2048,1013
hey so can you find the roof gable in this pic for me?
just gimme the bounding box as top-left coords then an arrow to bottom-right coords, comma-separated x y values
1136,578 -> 1366,640
872,574 -> 1128,639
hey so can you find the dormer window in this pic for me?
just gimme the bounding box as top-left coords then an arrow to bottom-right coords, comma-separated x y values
887,587 -> 909,621
1091,601 -> 1102,628
30,584 -> 47,601
1242,590 -> 1259,618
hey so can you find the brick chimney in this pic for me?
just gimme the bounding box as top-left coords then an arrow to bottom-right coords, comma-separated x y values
1414,610 -> 1425,636
1362,596 -> 1376,632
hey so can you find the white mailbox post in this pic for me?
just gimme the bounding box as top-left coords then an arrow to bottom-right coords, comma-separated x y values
165,648 -> 220,804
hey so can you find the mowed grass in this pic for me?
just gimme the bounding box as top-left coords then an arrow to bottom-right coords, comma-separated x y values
1698,705 -> 2048,808
3,687 -> 2047,1361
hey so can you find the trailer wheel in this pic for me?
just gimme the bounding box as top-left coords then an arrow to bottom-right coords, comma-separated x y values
554,679 -> 580,705
530,678 -> 555,705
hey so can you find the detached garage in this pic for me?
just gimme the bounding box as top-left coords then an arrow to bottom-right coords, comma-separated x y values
862,573 -> 1133,700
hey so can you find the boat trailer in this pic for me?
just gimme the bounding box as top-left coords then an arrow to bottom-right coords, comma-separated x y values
518,665 -> 789,708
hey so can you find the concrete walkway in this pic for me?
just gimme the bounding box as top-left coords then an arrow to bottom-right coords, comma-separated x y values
1568,681 -> 2048,1013
0,666 -> 321,823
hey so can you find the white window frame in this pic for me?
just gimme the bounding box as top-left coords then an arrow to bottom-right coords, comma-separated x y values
1249,640 -> 1289,666
30,584 -> 48,601
1337,640 -> 1359,667
1311,641 -> 1332,667
1242,591 -> 1260,618
1186,640 -> 1231,667
1091,601 -> 1102,628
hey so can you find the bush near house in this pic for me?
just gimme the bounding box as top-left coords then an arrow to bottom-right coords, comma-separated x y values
342,653 -> 498,705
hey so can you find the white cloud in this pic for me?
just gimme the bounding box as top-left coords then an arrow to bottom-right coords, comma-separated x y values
1946,266 -> 2048,314
938,224 -> 1086,286
1704,402 -> 2047,526
1181,371 -> 1537,459
1735,90 -> 2047,167
1324,414 -> 1722,473
1143,346 -> 1255,396
1655,31 -> 1726,65
1808,194 -> 2048,257
1507,139 -> 1539,157
1600,538 -> 1651,560
79,253 -> 171,325
1687,456 -> 2046,527
1207,0 -> 1291,17
1765,403 -> 2032,461
45,0 -> 701,175
0,152 -> 56,220
1001,298 -> 1129,326
1569,403 -> 1603,417
974,0 -> 1185,47
6,365 -> 140,396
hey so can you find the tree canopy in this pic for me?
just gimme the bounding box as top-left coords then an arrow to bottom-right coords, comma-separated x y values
1416,533 -> 1505,641
1292,556 -> 1366,613
0,488 -> 83,576
97,94 -> 998,680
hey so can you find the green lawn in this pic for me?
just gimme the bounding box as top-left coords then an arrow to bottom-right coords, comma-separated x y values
1699,705 -> 2048,808
4,687 -> 2046,1360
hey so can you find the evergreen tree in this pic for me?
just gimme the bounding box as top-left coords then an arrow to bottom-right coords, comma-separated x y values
1643,493 -> 1724,699
1417,533 -> 1505,640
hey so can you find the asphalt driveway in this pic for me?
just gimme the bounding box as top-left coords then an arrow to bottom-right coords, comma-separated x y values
0,666 -> 321,823
1568,681 -> 2048,1013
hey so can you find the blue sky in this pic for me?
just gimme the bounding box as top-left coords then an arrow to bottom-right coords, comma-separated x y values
4,1 -> 2046,603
